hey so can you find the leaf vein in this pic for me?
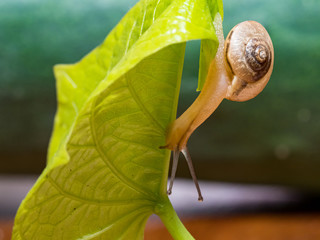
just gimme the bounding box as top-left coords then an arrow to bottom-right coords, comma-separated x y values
47,176 -> 151,206
152,0 -> 162,23
111,134 -> 158,152
90,96 -> 157,200
76,207 -> 151,240
126,74 -> 165,133
124,20 -> 137,55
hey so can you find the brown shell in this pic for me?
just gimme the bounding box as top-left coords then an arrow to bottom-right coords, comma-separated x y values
224,21 -> 274,102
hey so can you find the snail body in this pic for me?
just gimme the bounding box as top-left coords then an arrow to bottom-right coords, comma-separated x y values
162,14 -> 274,201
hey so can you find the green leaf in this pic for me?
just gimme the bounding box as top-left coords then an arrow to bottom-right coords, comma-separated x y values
198,0 -> 224,91
13,0 -> 223,239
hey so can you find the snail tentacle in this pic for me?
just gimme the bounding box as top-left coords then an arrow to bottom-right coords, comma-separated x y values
181,147 -> 203,202
166,148 -> 203,202
167,150 -> 180,195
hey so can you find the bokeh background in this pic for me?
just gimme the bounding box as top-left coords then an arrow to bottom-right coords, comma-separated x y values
1,0 -> 319,188
1,0 -> 320,238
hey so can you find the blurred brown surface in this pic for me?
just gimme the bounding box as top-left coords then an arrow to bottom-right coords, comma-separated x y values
144,214 -> 320,240
0,220 -> 12,240
2,214 -> 320,240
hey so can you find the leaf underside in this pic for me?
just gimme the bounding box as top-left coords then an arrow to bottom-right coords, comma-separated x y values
13,0 -> 223,239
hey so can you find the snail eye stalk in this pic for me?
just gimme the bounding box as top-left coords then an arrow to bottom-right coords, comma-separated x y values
166,148 -> 203,202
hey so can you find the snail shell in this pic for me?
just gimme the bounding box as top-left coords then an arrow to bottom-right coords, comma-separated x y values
224,21 -> 274,102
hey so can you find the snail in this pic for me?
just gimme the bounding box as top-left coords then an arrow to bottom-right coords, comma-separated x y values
161,14 -> 274,201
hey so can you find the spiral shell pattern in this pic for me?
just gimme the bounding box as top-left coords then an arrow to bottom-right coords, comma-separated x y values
225,21 -> 273,83
224,21 -> 274,102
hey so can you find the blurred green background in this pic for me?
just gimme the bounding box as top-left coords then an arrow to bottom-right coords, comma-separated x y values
1,0 -> 319,190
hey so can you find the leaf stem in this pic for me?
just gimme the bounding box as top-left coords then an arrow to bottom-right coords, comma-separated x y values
157,199 -> 195,240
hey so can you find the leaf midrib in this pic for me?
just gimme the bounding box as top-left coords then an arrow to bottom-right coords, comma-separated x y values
47,176 -> 153,206
90,96 -> 158,201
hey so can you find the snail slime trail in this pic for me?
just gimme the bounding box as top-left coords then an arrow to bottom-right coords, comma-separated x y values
161,14 -> 274,201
